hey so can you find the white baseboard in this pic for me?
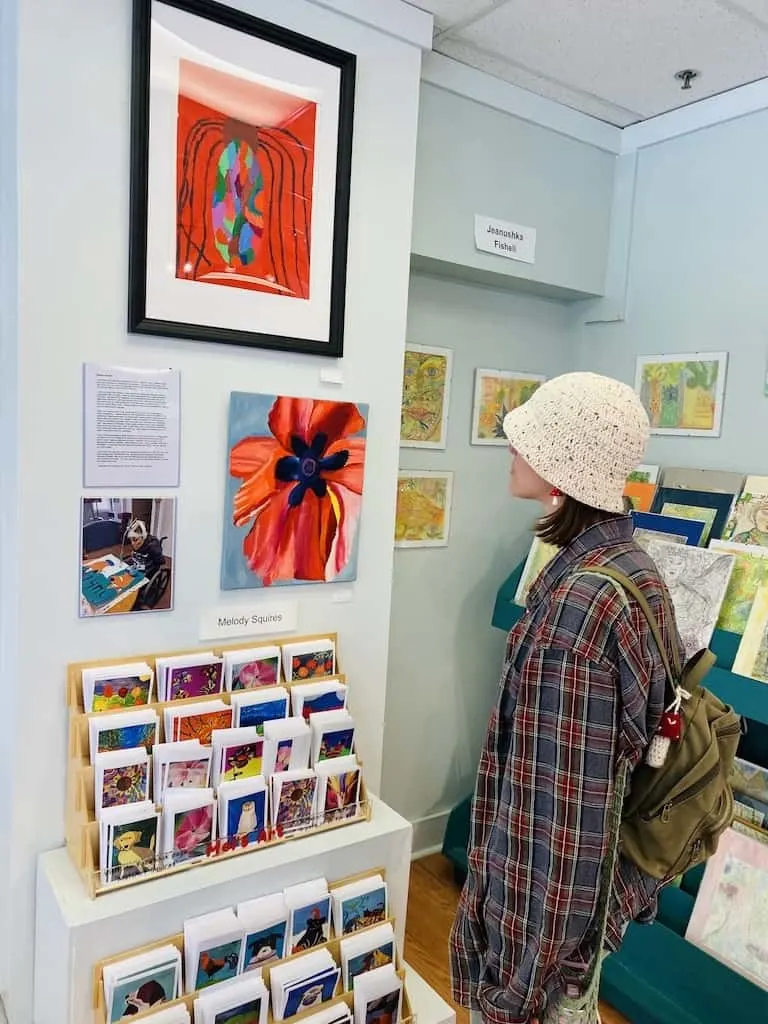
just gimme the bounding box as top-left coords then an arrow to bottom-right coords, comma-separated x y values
410,809 -> 451,859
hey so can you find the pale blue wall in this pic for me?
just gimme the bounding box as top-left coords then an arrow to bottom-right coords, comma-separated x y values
578,112 -> 768,470
412,83 -> 617,299
382,272 -> 578,845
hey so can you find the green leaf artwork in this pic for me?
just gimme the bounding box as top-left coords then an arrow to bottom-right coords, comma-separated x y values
661,503 -> 717,546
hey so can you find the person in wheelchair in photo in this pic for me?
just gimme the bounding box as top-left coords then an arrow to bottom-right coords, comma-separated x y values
124,518 -> 170,610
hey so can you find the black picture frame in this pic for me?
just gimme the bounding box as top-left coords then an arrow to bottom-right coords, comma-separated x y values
128,0 -> 356,357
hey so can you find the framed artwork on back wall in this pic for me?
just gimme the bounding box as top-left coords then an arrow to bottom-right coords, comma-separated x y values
128,0 -> 356,357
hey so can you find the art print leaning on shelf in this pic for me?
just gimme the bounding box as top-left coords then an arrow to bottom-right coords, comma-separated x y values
222,392 -> 368,589
637,537 -> 735,659
724,477 -> 768,548
734,586 -> 768,683
514,538 -> 559,607
710,541 -> 768,635
686,828 -> 768,990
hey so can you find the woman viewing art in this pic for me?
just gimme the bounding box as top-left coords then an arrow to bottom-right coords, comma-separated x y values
451,373 -> 686,1024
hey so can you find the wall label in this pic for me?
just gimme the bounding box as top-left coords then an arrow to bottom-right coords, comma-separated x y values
200,601 -> 299,641
474,215 -> 536,264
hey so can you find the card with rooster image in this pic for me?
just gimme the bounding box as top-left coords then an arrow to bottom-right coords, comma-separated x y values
194,936 -> 244,990
184,908 -> 244,995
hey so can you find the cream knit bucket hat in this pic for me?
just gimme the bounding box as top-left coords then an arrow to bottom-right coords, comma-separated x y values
502,372 -> 650,514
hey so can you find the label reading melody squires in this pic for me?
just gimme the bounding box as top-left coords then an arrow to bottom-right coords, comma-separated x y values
200,601 -> 298,639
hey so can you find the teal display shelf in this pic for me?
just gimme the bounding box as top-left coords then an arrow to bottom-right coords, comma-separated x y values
443,559 -> 768,1022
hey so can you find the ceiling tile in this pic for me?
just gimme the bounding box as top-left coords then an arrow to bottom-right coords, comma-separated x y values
436,36 -> 642,125
451,0 -> 768,117
717,0 -> 768,27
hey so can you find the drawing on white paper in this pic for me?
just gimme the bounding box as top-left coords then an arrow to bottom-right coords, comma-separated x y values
697,854 -> 768,986
634,529 -> 687,550
639,538 -> 734,658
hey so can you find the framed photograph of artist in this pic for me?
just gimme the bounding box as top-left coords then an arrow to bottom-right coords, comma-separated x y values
128,0 -> 356,357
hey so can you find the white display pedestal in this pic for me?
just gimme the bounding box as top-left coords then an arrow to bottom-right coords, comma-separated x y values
404,964 -> 456,1024
34,798 -> 423,1024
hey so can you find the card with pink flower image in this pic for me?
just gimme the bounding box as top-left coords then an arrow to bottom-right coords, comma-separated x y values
162,789 -> 216,866
224,646 -> 282,691
165,758 -> 211,790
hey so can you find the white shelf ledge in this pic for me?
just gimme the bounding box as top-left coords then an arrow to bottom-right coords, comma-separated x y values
33,797 -> 413,1024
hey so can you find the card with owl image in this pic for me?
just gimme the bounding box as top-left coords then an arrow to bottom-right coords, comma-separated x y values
218,776 -> 267,844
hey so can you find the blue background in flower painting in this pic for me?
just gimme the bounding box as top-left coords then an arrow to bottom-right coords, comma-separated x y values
221,392 -> 369,590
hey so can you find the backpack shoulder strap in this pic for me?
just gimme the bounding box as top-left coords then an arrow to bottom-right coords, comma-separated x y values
576,566 -> 680,703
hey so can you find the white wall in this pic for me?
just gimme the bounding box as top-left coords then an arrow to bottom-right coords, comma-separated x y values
578,110 -> 768,470
3,1 -> 426,1019
381,273 -> 578,849
0,0 -> 19,1009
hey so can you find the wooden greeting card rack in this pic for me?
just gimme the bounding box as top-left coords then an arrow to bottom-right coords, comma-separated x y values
65,632 -> 371,898
91,868 -> 411,1024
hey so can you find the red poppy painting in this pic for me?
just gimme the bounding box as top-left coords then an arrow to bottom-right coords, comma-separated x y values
222,392 -> 368,588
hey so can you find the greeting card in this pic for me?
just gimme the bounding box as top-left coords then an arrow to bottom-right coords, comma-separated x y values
155,653 -> 223,702
95,749 -> 150,816
237,893 -> 288,971
272,770 -> 317,833
82,662 -> 154,713
89,708 -> 158,764
283,639 -> 336,682
161,789 -> 215,866
316,757 -> 361,823
224,645 -> 282,690
184,908 -> 244,994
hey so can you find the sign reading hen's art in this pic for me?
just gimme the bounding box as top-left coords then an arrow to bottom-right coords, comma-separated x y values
128,0 -> 356,357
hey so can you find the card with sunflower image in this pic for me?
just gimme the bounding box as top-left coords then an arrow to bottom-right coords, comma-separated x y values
94,748 -> 150,817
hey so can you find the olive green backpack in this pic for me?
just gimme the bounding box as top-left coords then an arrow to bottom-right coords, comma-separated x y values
580,567 -> 742,881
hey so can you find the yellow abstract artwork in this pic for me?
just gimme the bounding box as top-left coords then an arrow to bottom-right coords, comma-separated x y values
400,344 -> 452,448
471,368 -> 544,445
394,471 -> 453,548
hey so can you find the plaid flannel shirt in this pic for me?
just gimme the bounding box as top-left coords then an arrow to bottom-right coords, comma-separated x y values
450,517 -> 685,1024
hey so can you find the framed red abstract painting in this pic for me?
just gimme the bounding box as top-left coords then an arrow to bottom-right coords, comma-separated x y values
128,0 -> 356,357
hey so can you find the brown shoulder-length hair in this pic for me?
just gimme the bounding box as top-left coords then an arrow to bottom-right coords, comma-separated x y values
536,494 -> 630,548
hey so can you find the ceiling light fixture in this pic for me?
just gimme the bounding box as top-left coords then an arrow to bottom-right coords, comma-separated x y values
675,69 -> 700,91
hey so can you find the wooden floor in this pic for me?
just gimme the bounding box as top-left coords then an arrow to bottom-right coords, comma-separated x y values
405,854 -> 629,1024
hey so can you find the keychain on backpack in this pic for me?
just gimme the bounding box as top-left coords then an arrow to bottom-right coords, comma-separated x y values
645,687 -> 690,768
